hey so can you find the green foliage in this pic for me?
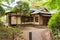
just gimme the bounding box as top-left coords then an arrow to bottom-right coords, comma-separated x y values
1,17 -> 6,24
22,1 -> 30,16
0,20 -> 21,40
0,0 -> 14,17
45,0 -> 60,39
0,0 -> 15,11
0,21 -> 20,34
0,6 -> 5,17
0,0 -> 15,4
48,11 -> 60,39
48,12 -> 60,31
44,0 -> 60,10
12,1 -> 30,16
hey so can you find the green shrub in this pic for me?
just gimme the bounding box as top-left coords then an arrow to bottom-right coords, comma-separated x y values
48,11 -> 60,39
0,20 -> 20,33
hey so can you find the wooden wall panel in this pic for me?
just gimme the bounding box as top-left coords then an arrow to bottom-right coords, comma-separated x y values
17,17 -> 21,24
11,16 -> 16,24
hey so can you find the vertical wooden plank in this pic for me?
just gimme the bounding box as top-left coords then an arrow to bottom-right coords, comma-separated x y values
29,32 -> 32,40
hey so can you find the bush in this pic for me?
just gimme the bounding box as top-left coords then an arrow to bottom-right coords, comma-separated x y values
48,11 -> 60,39
0,20 -> 21,40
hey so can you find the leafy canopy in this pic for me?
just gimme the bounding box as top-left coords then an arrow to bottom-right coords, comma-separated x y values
0,6 -> 5,17
45,0 -> 60,10
0,0 -> 15,17
12,1 -> 30,16
46,0 -> 60,37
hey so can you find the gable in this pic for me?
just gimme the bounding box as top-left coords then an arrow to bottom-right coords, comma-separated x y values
40,8 -> 49,12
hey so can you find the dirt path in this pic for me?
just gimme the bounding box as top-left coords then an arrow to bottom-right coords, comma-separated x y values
14,27 -> 54,40
20,27 -> 54,40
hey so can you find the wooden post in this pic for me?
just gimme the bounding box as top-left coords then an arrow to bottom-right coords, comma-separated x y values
29,32 -> 32,40
33,17 -> 35,24
38,16 -> 40,25
39,16 -> 43,25
8,13 -> 11,26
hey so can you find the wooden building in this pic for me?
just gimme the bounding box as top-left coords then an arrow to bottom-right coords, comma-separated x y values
6,8 -> 51,26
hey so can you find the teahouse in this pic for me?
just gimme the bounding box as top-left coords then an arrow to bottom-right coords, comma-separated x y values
6,8 -> 51,26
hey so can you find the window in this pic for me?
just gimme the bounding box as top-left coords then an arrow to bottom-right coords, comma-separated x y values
21,16 -> 33,22
30,17 -> 33,22
35,17 -> 38,22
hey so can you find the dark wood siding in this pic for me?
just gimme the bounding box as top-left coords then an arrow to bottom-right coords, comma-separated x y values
43,17 -> 50,25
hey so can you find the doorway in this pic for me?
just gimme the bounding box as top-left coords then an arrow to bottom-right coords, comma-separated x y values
43,17 -> 50,26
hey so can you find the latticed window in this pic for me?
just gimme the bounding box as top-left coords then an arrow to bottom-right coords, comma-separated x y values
21,16 -> 33,22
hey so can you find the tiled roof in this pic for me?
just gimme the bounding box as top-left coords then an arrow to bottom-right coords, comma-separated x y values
30,8 -> 56,15
30,8 -> 52,17
6,8 -> 54,16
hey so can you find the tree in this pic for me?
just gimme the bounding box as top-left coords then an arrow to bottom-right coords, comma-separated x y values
0,6 -> 5,17
44,0 -> 60,10
12,1 -> 30,16
0,0 -> 15,11
0,0 -> 15,17
0,0 -> 15,25
45,0 -> 60,39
